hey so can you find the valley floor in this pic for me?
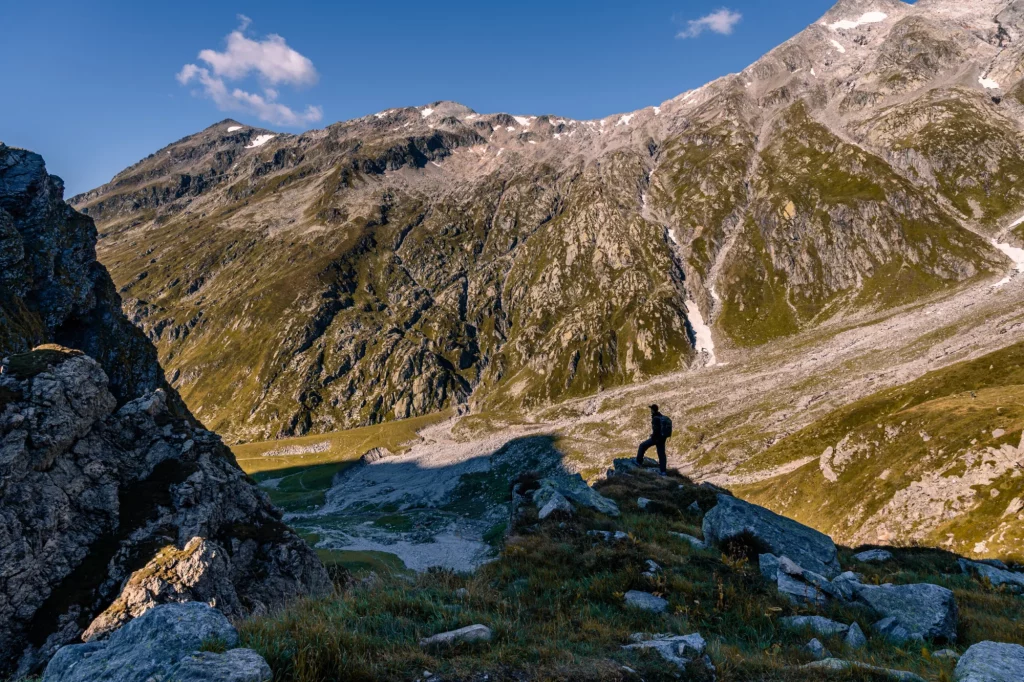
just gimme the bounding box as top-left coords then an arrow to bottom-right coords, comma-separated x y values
238,267 -> 1024,571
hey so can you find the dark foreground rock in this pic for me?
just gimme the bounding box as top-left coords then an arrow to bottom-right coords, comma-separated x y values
42,602 -> 271,682
0,352 -> 332,674
0,146 -> 330,676
702,494 -> 841,578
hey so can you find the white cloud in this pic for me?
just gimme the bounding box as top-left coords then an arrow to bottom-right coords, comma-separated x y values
677,8 -> 742,39
177,16 -> 322,127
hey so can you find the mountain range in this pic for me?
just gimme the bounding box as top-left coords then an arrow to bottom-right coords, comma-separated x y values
72,0 -> 1024,443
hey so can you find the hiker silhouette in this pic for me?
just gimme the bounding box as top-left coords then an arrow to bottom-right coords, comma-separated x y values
637,404 -> 672,475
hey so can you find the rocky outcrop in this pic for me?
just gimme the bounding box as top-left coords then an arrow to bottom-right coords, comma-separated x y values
0,350 -> 331,674
42,602 -> 272,682
703,494 -> 841,578
0,146 -> 331,676
0,144 -> 171,408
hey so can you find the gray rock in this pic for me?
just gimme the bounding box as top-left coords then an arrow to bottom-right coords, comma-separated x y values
856,583 -> 958,642
760,553 -> 781,581
167,649 -> 272,682
41,602 -> 270,682
844,622 -> 868,650
687,501 -> 701,514
701,494 -> 841,578
832,571 -> 864,601
959,559 -> 1024,593
643,560 -> 662,578
777,572 -> 829,607
588,530 -> 629,542
799,658 -> 926,681
624,591 -> 669,613
874,616 -> 916,643
854,549 -> 894,563
534,475 -> 619,517
780,616 -> 849,637
637,497 -> 652,510
803,638 -> 830,660
538,490 -> 573,520
955,641 -> 1024,681
670,532 -> 707,549
934,649 -> 960,660
419,624 -> 493,648
622,633 -> 706,669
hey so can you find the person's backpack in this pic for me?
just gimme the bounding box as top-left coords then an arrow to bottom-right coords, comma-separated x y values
658,414 -> 673,438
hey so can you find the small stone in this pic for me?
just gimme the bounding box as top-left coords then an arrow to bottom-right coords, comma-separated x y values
760,553 -> 780,581
644,560 -> 661,574
687,501 -> 701,513
670,532 -> 706,549
781,616 -> 849,637
933,649 -> 959,660
624,590 -> 669,612
637,497 -> 652,510
622,633 -> 706,669
854,549 -> 894,563
538,490 -> 573,520
844,622 -> 867,650
832,571 -> 863,601
419,624 -> 493,648
803,638 -> 830,660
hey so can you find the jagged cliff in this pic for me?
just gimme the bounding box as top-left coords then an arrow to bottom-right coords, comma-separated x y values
0,146 -> 331,676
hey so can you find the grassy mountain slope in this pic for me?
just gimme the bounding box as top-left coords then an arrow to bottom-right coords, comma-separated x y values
736,340 -> 1024,561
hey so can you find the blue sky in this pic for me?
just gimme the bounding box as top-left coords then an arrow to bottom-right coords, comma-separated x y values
2,0 -> 843,196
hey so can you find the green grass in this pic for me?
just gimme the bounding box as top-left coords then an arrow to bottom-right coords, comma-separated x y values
238,467 -> 1024,681
734,340 -> 1024,560
234,411 -> 450,476
315,549 -> 410,576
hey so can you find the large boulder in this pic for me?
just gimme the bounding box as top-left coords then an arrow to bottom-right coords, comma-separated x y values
855,583 -> 958,642
955,641 -> 1024,682
42,602 -> 271,682
702,494 -> 841,578
959,559 -> 1024,593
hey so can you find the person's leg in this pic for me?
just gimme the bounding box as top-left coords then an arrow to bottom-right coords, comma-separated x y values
637,438 -> 655,466
656,439 -> 667,474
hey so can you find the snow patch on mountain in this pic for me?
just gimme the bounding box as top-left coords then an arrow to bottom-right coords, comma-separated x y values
245,134 -> 275,149
513,116 -> 534,127
227,125 -> 243,132
979,75 -> 1000,89
992,239 -> 1024,271
828,11 -> 888,31
421,108 -> 434,117
617,114 -> 634,126
830,39 -> 847,53
685,300 -> 717,366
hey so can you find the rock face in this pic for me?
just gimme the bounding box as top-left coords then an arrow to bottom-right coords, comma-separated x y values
702,494 -> 841,578
0,146 -> 331,676
42,602 -> 272,682
0,145 -> 172,409
955,641 -> 1024,682
856,583 -> 958,643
